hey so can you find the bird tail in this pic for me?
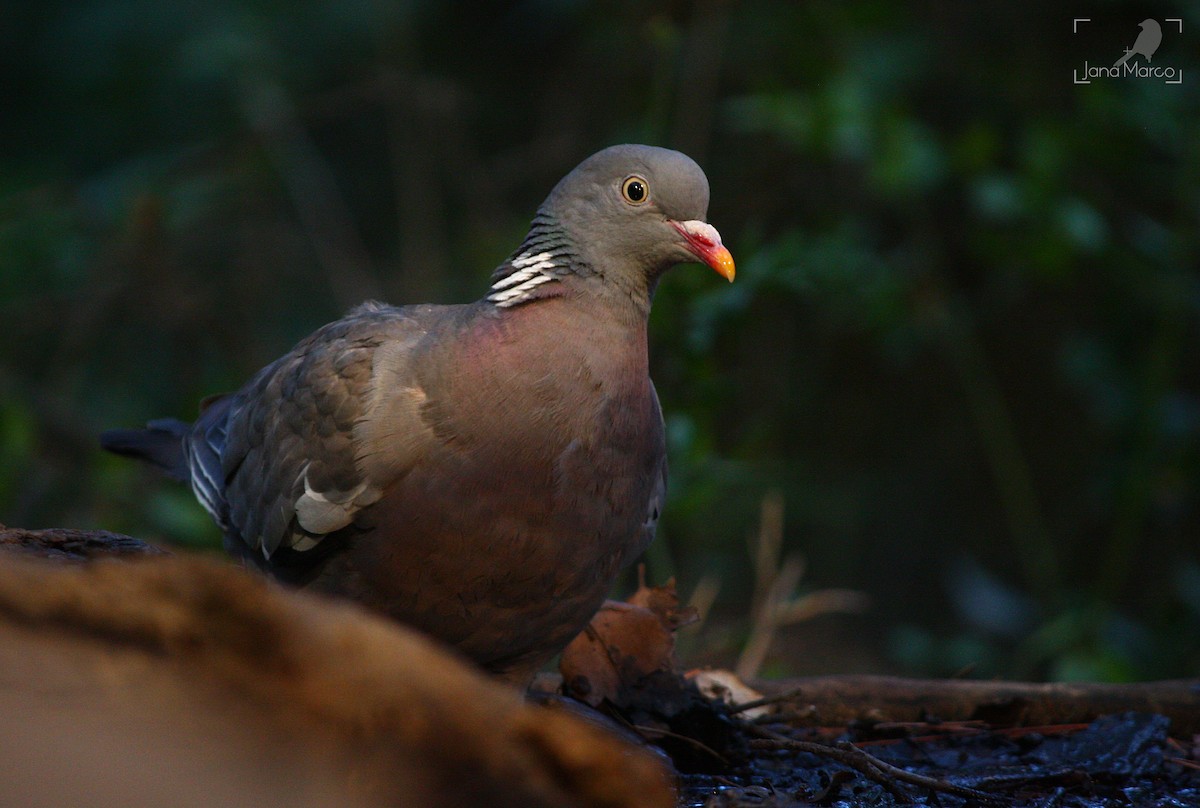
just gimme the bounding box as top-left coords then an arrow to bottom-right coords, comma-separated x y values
1113,50 -> 1133,68
100,418 -> 192,482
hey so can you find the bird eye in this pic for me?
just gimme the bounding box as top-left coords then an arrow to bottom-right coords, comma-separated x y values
621,176 -> 649,205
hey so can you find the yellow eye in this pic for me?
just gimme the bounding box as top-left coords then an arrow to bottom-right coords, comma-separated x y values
621,175 -> 649,205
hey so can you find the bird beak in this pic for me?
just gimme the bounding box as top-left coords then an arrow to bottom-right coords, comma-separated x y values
671,220 -> 736,282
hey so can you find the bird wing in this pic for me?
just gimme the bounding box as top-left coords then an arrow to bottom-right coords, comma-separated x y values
637,382 -> 669,561
190,301 -> 446,560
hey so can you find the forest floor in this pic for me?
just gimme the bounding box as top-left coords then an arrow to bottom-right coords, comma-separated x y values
672,710 -> 1198,807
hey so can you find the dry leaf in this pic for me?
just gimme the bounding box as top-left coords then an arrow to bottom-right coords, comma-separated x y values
560,573 -> 695,709
686,669 -> 769,719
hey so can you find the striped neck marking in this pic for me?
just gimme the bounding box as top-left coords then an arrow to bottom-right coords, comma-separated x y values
487,249 -> 564,307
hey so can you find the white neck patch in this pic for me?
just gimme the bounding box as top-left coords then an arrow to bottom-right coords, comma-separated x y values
487,249 -> 564,307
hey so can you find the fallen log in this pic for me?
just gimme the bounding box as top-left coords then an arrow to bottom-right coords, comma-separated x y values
0,524 -> 167,561
754,674 -> 1200,735
0,549 -> 673,808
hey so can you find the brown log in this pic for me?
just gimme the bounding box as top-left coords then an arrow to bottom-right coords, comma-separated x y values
756,674 -> 1200,735
0,524 -> 168,561
0,550 -> 673,808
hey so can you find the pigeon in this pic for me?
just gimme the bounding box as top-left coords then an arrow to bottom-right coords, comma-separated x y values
101,144 -> 734,685
1114,19 -> 1162,68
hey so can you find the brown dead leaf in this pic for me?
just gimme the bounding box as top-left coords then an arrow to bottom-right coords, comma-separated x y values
627,566 -> 700,631
560,573 -> 695,709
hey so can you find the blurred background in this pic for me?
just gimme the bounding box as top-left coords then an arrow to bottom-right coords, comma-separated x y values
2,1 -> 1198,683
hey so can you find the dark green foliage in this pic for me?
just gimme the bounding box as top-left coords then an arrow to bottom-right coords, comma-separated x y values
2,0 -> 1197,680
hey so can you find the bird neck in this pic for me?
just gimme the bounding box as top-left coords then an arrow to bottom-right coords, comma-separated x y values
485,211 -> 583,309
485,210 -> 655,322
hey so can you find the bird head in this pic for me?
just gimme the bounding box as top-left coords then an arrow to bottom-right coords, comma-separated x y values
544,144 -> 735,288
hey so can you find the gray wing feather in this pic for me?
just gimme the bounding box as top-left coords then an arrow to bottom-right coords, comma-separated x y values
186,396 -> 235,529
189,303 -> 437,560
639,382 -> 669,556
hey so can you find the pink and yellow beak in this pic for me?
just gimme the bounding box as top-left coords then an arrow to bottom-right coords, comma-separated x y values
671,220 -> 736,282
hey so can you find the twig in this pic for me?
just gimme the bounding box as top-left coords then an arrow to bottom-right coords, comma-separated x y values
750,491 -> 786,617
1036,786 -> 1066,808
685,574 -> 721,631
736,492 -> 789,680
727,685 -> 807,714
748,725 -> 1009,806
775,588 -> 871,624
631,724 -> 728,766
735,494 -> 868,679
834,739 -> 1009,805
748,734 -> 912,804
735,553 -> 804,679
